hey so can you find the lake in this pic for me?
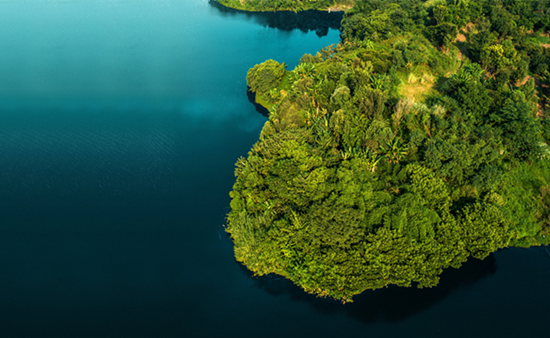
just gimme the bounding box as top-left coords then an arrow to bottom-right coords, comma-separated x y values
0,1 -> 548,337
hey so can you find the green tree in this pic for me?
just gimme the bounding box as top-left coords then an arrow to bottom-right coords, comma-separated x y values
247,60 -> 287,100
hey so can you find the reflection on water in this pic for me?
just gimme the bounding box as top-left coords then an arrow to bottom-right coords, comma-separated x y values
0,1 -> 548,337
0,0 -> 341,124
0,1 -> 344,336
208,0 -> 343,37
246,87 -> 270,117
242,254 -> 497,322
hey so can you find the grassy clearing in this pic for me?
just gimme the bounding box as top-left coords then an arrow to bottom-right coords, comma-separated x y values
399,81 -> 434,102
398,60 -> 438,102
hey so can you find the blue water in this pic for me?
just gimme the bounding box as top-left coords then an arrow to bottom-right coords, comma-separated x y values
0,1 -> 548,337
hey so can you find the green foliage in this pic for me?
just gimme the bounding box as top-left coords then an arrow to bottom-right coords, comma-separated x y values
247,60 -> 287,104
227,0 -> 550,301
423,22 -> 458,49
218,0 -> 356,12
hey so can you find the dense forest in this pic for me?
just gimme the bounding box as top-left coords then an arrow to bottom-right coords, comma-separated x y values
218,0 -> 356,12
223,0 -> 550,302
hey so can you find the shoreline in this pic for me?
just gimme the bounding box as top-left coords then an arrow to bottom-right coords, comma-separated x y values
215,0 -> 350,13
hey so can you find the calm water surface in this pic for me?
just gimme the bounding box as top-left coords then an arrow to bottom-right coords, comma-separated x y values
0,1 -> 548,337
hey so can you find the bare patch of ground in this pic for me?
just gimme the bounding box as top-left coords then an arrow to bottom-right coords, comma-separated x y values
455,33 -> 467,43
518,75 -> 533,86
454,23 -> 473,62
462,22 -> 475,32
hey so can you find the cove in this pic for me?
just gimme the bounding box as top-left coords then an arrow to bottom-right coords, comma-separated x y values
0,1 -> 548,337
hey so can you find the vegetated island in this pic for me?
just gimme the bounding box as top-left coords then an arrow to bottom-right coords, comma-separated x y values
223,0 -> 550,302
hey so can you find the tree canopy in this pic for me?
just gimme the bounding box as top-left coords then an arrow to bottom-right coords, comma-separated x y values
225,0 -> 550,302
218,0 -> 356,12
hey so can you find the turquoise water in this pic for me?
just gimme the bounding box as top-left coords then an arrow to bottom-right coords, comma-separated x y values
0,1 -> 548,337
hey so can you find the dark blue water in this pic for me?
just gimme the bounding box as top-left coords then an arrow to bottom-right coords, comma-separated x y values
0,1 -> 548,337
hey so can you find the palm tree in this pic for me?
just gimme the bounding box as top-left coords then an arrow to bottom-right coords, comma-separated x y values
369,74 -> 387,90
365,147 -> 383,172
359,39 -> 374,49
464,63 -> 485,82
294,62 -> 316,79
451,68 -> 473,83
382,138 -> 408,164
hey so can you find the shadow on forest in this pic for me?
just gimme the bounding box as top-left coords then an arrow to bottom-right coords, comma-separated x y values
238,254 -> 497,323
208,0 -> 343,38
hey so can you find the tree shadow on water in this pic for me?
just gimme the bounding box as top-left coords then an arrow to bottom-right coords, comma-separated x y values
246,87 -> 270,117
238,254 -> 497,323
208,0 -> 343,37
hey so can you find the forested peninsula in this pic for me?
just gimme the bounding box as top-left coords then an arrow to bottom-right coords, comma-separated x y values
223,0 -> 550,302
217,0 -> 356,12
